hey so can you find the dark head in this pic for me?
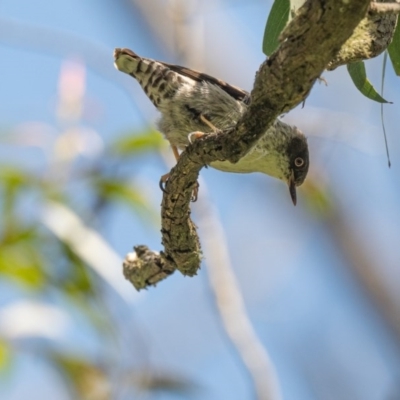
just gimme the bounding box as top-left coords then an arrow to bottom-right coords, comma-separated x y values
286,132 -> 309,206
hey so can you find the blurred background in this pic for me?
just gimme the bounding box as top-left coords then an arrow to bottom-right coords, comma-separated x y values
1,0 -> 400,399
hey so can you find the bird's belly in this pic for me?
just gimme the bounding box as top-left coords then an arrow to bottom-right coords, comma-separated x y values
210,159 -> 258,174
209,150 -> 283,180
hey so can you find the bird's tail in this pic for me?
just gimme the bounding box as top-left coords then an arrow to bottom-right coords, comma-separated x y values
114,48 -> 184,108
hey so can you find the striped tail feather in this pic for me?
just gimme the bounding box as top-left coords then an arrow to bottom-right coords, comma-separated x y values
114,48 -> 189,108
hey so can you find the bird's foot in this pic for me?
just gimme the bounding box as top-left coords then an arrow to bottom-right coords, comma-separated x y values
188,131 -> 206,144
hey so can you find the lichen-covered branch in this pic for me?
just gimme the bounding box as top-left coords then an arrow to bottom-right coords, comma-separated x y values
328,0 -> 398,70
370,2 -> 400,15
123,0 -> 379,290
123,246 -> 174,290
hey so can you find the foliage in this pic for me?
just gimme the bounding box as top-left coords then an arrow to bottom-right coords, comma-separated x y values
0,70 -> 183,398
262,0 -> 290,56
347,62 -> 391,103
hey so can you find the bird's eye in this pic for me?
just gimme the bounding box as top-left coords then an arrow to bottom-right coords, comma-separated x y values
294,157 -> 304,167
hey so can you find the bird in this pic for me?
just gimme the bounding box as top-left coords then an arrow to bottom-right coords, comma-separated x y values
114,48 -> 309,205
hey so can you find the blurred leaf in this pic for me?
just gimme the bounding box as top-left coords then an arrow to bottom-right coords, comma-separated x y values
0,242 -> 46,289
94,178 -> 157,223
125,370 -> 197,395
388,21 -> 400,75
58,242 -> 94,295
0,167 -> 32,232
0,340 -> 13,376
50,240 -> 115,333
111,130 -> 165,157
51,353 -> 110,400
0,226 -> 37,246
0,166 -> 49,237
302,179 -> 333,218
0,165 -> 46,197
96,179 -> 146,207
0,167 -> 31,188
347,62 -> 391,103
51,353 -> 196,399
263,0 -> 290,56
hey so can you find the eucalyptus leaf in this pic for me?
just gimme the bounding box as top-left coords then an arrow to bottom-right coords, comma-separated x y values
112,130 -> 164,157
93,178 -> 158,226
388,21 -> 400,76
0,244 -> 46,289
263,0 -> 290,56
0,340 -> 13,374
347,62 -> 391,103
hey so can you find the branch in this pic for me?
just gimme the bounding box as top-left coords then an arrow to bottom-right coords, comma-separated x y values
123,0 -> 371,290
370,2 -> 400,14
196,185 -> 282,400
328,0 -> 398,70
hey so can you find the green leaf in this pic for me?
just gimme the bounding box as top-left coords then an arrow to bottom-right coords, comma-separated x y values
0,340 -> 13,377
1,226 -> 37,246
0,244 -> 46,289
96,179 -> 149,208
111,130 -> 165,157
302,180 -> 333,218
50,353 -> 109,400
58,242 -> 94,295
262,0 -> 290,56
347,62 -> 391,103
94,178 -> 158,224
388,20 -> 400,76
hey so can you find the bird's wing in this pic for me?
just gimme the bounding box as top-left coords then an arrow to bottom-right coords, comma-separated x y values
115,49 -> 250,104
160,62 -> 250,104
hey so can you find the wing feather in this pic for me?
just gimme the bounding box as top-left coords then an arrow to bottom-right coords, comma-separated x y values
114,48 -> 250,104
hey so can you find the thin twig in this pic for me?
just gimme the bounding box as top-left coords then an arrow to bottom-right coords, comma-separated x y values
195,185 -> 282,400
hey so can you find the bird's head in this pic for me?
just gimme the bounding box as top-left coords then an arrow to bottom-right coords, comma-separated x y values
282,130 -> 309,205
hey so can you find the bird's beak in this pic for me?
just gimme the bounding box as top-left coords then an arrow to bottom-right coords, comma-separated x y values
288,171 -> 297,206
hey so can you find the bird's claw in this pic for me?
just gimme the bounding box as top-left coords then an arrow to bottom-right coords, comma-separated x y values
191,181 -> 199,202
159,173 -> 199,202
318,76 -> 328,86
188,131 -> 206,144
159,173 -> 169,193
